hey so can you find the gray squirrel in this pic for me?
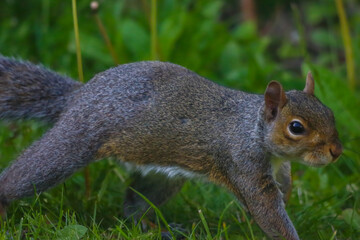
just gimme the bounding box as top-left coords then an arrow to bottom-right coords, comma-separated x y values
0,56 -> 342,240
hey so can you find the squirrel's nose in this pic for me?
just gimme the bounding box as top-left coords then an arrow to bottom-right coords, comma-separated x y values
330,142 -> 342,161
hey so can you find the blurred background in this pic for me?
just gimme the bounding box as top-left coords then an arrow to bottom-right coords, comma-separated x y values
0,0 -> 359,239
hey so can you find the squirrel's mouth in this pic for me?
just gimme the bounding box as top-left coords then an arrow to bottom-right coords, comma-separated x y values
295,158 -> 329,167
301,152 -> 333,167
304,161 -> 328,167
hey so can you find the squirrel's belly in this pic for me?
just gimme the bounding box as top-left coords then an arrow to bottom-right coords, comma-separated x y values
122,162 -> 204,179
95,134 -> 215,175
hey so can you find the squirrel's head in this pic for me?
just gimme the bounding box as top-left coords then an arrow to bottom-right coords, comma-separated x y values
263,72 -> 342,167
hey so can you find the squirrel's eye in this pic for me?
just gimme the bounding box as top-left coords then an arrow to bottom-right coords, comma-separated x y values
289,121 -> 305,135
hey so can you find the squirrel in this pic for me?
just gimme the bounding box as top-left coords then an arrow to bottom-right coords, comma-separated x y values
0,56 -> 342,240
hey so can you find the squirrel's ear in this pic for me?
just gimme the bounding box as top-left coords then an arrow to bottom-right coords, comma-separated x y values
264,81 -> 287,121
303,71 -> 315,95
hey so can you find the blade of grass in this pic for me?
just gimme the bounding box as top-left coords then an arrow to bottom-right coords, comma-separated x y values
92,201 -> 97,232
134,206 -> 151,229
198,209 -> 212,240
335,0 -> 356,90
57,186 -> 64,230
189,221 -> 201,240
91,1 -> 120,65
71,0 -> 84,83
115,225 -> 131,240
329,229 -> 337,240
223,222 -> 229,240
216,200 -> 234,238
17,217 -> 23,240
235,202 -> 255,240
150,0 -> 158,60
129,187 -> 174,238
114,217 -> 132,240
71,0 -> 91,198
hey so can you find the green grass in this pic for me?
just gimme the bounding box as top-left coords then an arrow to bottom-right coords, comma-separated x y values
1,0 -> 360,239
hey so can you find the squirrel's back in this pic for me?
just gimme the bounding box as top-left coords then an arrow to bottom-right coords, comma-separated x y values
76,61 -> 262,133
81,61 -> 261,115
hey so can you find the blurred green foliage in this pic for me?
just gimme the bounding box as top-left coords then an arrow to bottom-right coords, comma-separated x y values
0,0 -> 359,239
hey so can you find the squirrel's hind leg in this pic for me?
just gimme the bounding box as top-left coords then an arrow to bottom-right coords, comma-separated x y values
123,171 -> 185,221
0,110 -> 106,210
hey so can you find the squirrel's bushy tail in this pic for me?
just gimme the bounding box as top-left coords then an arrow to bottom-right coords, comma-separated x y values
0,56 -> 82,123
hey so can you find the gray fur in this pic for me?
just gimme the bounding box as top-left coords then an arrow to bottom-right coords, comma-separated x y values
0,56 -> 82,122
0,58 -> 341,240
